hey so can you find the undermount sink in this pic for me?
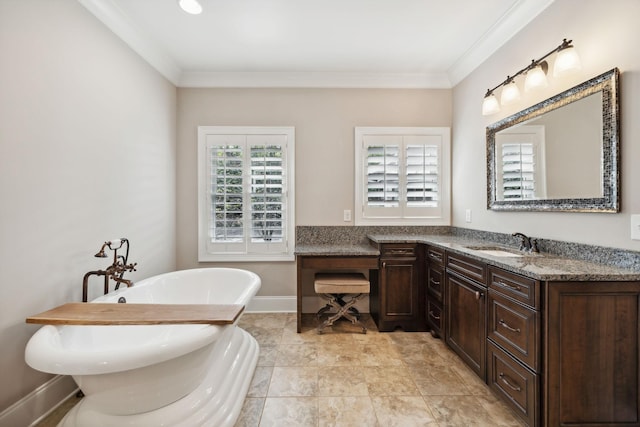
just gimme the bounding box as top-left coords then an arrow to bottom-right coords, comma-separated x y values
464,246 -> 524,258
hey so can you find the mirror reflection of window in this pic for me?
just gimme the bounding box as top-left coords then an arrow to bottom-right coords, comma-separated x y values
495,126 -> 547,200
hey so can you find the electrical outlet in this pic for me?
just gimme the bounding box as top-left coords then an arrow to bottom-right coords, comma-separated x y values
465,209 -> 472,223
343,210 -> 352,222
631,215 -> 640,240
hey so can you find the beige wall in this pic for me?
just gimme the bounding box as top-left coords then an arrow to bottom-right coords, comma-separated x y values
177,88 -> 452,295
0,0 -> 177,413
452,0 -> 640,250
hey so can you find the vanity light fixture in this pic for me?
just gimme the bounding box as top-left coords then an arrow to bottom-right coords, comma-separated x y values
500,78 -> 521,105
524,62 -> 549,92
178,0 -> 203,15
482,39 -> 581,115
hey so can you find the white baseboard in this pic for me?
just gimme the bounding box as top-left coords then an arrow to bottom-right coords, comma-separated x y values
0,375 -> 77,427
246,296 -> 296,312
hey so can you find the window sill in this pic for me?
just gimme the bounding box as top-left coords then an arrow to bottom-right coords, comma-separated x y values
198,253 -> 295,262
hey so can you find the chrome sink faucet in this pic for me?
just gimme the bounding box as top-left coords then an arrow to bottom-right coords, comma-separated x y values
512,232 -> 539,253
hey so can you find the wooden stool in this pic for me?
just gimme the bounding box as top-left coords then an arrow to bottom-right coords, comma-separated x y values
314,273 -> 370,334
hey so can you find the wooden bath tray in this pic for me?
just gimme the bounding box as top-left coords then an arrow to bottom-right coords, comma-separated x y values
26,303 -> 245,325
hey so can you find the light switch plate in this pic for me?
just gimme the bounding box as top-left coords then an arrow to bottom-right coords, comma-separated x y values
343,210 -> 351,222
632,215 -> 640,240
465,209 -> 472,223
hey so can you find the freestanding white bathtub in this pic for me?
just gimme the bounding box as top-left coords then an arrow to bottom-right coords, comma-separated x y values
25,268 -> 261,427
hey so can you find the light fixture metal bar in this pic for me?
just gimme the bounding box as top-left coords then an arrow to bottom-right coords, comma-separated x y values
484,39 -> 573,97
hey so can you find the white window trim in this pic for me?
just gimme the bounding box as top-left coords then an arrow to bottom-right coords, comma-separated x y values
355,126 -> 451,226
197,126 -> 295,262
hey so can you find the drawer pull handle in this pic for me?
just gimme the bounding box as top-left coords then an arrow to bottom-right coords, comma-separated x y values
499,373 -> 522,392
499,319 -> 521,333
382,261 -> 386,269
497,281 -> 521,292
388,249 -> 413,255
475,291 -> 483,300
430,278 -> 441,286
429,310 -> 440,321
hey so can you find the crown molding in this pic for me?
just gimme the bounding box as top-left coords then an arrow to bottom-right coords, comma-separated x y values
78,0 -> 181,85
447,0 -> 556,86
179,71 -> 452,89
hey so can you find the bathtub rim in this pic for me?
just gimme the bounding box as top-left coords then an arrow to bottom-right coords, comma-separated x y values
25,267 -> 261,376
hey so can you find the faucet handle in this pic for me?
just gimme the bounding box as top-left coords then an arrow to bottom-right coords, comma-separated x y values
530,239 -> 539,253
126,262 -> 137,272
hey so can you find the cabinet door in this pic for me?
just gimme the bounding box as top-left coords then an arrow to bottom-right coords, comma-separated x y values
378,256 -> 423,331
546,281 -> 640,426
446,271 -> 486,379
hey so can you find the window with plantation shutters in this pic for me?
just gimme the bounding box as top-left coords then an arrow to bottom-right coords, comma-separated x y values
355,127 -> 450,225
198,127 -> 295,261
495,125 -> 546,200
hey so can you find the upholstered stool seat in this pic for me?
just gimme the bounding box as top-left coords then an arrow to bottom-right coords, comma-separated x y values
314,273 -> 370,334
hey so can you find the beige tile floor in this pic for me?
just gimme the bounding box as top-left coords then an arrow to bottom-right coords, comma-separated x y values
38,313 -> 525,427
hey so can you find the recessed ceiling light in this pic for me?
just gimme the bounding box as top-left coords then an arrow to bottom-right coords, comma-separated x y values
178,0 -> 203,15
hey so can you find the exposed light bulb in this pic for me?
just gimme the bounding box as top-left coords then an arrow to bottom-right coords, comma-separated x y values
482,93 -> 500,116
178,0 -> 202,15
500,81 -> 521,106
553,46 -> 581,77
524,64 -> 549,92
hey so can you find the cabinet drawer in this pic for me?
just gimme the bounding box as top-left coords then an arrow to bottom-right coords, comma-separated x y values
426,246 -> 444,265
426,298 -> 444,337
380,244 -> 416,257
488,290 -> 539,371
427,266 -> 444,301
489,267 -> 539,309
487,341 -> 539,427
446,252 -> 487,285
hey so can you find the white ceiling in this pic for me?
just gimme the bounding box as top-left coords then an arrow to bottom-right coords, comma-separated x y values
79,0 -> 554,88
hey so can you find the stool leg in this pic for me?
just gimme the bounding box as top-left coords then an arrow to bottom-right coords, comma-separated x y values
317,293 -> 367,334
334,294 -> 361,319
343,294 -> 367,334
316,303 -> 333,319
317,294 -> 340,334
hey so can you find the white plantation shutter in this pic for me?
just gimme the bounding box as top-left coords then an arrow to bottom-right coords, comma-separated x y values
356,127 -> 450,225
248,136 -> 286,253
198,127 -> 294,261
210,138 -> 245,252
366,136 -> 401,209
405,137 -> 439,209
495,125 -> 546,201
501,143 -> 536,199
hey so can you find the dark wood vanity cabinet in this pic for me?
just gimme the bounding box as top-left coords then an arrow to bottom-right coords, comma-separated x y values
425,246 -> 445,337
368,240 -> 640,427
486,267 -> 540,427
445,252 -> 487,380
545,281 -> 640,426
372,243 -> 425,332
485,267 -> 640,427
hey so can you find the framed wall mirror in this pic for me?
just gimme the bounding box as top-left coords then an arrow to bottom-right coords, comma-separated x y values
486,68 -> 619,212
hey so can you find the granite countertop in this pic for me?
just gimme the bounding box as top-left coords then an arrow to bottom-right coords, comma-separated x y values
367,234 -> 640,282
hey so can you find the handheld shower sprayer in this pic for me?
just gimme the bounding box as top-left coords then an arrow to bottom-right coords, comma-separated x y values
94,239 -> 124,258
